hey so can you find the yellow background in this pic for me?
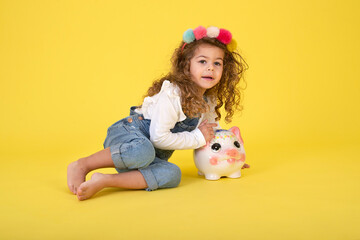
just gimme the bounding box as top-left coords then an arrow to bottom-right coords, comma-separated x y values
1,0 -> 359,239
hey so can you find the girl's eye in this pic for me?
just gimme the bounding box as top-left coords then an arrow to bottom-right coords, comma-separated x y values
215,62 -> 222,66
199,60 -> 206,64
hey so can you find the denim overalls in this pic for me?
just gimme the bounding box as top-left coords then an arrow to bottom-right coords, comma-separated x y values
103,106 -> 200,191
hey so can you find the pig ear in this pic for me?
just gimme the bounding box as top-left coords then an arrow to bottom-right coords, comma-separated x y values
229,126 -> 244,144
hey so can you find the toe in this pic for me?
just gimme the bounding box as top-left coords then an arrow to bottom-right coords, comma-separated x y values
77,188 -> 83,196
69,184 -> 76,195
77,194 -> 86,201
77,191 -> 85,201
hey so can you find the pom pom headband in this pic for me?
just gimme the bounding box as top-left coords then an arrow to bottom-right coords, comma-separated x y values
182,26 -> 237,52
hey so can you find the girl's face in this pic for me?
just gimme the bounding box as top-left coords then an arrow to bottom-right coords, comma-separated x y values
189,44 -> 224,95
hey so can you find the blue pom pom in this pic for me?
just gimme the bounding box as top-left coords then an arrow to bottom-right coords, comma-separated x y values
183,29 -> 195,43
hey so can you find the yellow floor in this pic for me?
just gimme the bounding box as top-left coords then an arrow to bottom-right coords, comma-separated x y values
1,142 -> 359,240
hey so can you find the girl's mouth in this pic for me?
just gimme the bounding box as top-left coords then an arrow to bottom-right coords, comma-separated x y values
202,76 -> 214,80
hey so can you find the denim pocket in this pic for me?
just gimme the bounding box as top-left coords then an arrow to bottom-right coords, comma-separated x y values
137,119 -> 151,139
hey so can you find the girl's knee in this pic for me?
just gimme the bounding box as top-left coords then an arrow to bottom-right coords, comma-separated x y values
121,138 -> 155,169
162,164 -> 182,188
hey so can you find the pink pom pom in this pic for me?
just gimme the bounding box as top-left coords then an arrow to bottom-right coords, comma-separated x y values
217,28 -> 232,44
193,26 -> 207,40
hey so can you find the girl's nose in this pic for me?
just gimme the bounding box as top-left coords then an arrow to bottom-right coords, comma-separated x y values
207,65 -> 214,71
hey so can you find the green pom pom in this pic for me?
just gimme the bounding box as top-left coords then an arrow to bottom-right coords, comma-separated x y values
183,29 -> 195,43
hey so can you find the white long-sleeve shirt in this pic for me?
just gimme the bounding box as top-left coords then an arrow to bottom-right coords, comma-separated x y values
135,80 -> 220,150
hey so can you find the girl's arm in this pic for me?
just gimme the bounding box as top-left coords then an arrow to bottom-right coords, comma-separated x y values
149,90 -> 207,150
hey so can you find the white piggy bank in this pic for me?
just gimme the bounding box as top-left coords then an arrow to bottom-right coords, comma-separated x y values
194,127 -> 246,180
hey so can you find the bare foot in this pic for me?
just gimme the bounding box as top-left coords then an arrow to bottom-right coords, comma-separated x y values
77,173 -> 107,201
67,159 -> 88,194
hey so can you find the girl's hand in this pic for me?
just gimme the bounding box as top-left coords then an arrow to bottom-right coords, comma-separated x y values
198,120 -> 217,143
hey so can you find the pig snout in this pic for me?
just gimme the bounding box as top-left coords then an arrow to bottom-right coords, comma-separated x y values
226,149 -> 245,164
226,148 -> 239,158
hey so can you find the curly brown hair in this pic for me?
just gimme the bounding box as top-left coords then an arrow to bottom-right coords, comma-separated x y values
145,37 -> 248,123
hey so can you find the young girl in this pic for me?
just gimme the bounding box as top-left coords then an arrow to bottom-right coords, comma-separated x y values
67,26 -> 248,200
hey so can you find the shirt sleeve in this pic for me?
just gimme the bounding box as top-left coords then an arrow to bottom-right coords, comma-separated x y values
149,89 -> 206,150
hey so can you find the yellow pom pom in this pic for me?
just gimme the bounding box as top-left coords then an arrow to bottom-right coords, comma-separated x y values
227,38 -> 237,52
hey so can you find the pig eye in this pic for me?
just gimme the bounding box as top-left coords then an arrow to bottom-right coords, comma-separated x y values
211,143 -> 221,152
234,141 -> 241,148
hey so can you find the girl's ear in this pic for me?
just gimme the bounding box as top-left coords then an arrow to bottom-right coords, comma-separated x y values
229,126 -> 244,144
